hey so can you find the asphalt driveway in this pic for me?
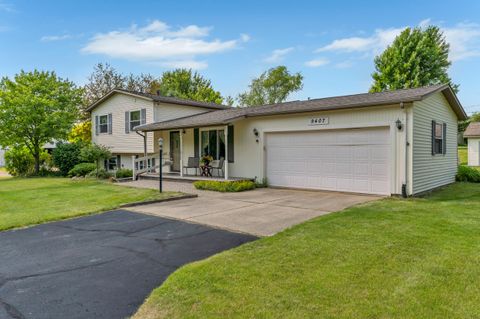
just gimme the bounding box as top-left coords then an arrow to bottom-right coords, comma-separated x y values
0,210 -> 256,319
125,181 -> 381,236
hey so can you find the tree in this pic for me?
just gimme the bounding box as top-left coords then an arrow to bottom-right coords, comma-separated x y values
52,142 -> 83,176
237,66 -> 303,107
370,26 -> 458,93
68,121 -> 92,144
0,70 -> 83,174
155,69 -> 224,104
80,143 -> 111,177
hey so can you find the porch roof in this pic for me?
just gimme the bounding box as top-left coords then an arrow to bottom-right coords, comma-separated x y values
134,84 -> 467,132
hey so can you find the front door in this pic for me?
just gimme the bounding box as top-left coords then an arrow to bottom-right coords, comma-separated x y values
170,131 -> 180,172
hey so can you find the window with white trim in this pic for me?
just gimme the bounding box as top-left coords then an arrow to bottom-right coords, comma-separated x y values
99,115 -> 108,134
130,110 -> 141,131
201,129 -> 225,160
434,122 -> 444,154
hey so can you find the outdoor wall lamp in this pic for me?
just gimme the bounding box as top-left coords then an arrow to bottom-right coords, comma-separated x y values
253,128 -> 259,143
395,119 -> 403,131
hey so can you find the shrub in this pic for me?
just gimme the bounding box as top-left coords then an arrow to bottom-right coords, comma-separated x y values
52,142 -> 82,176
116,168 -> 133,178
193,180 -> 256,192
4,147 -> 34,176
68,162 -> 96,177
456,165 -> 480,183
4,147 -> 51,176
86,168 -> 113,179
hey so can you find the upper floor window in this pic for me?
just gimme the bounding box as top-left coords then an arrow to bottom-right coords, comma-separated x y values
99,115 -> 109,134
130,110 -> 141,131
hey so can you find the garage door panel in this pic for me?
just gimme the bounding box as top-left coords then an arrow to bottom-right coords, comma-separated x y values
266,128 -> 391,195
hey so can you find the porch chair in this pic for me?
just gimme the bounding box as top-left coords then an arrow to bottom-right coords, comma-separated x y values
183,157 -> 199,176
211,158 -> 225,177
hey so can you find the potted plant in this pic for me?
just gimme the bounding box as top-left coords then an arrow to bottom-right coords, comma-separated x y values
201,155 -> 213,166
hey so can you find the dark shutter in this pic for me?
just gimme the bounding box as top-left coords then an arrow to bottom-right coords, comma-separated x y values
95,116 -> 99,136
125,111 -> 130,134
194,128 -> 199,158
228,125 -> 234,163
431,120 -> 436,155
117,155 -> 121,169
141,108 -> 147,125
443,123 -> 447,155
108,113 -> 112,134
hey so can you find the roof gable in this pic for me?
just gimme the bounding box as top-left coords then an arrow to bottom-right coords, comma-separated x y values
465,122 -> 480,137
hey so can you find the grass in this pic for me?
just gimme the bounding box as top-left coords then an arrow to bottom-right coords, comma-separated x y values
459,145 -> 468,165
193,180 -> 256,192
0,177 -> 181,231
134,183 -> 480,319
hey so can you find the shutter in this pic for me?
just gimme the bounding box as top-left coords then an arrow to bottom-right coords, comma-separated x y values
117,155 -> 121,169
194,128 -> 199,158
141,108 -> 147,125
108,113 -> 112,134
95,116 -> 99,136
443,123 -> 447,155
125,111 -> 130,134
431,120 -> 436,155
228,125 -> 234,163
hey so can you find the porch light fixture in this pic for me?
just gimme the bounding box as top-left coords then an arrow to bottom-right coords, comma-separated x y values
395,119 -> 403,131
253,128 -> 259,143
158,138 -> 164,193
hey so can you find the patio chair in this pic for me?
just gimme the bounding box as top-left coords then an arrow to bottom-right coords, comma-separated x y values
211,158 -> 225,177
183,157 -> 199,176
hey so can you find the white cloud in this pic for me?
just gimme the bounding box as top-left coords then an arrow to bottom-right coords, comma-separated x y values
264,47 -> 294,63
240,33 -> 250,42
41,34 -> 72,42
159,60 -> 208,70
82,20 -> 247,69
315,20 -> 480,63
305,57 -> 330,67
335,60 -> 355,69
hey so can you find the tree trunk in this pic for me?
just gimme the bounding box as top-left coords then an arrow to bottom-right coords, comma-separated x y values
34,151 -> 40,175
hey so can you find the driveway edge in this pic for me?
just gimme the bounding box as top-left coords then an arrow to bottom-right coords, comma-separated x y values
120,193 -> 198,208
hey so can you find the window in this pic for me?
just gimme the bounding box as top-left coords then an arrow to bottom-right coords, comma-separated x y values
433,122 -> 444,154
201,129 -> 225,160
130,110 -> 141,131
99,115 -> 108,134
108,157 -> 118,170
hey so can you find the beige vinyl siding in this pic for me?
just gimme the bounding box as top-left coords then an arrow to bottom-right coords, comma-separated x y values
468,138 -> 480,166
91,93 -> 155,154
412,92 -> 458,194
154,103 -> 210,122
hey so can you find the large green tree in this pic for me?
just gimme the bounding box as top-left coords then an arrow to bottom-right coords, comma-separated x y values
0,70 -> 83,174
155,69 -> 224,104
237,66 -> 303,107
370,26 -> 458,93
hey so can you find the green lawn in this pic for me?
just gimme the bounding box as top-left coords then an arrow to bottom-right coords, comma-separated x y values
134,183 -> 480,319
0,178 -> 180,231
459,145 -> 468,165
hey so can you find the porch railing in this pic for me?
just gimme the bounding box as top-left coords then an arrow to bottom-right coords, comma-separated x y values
131,154 -> 172,180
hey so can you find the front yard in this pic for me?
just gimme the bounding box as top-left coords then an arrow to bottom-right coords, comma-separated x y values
0,177 -> 180,231
134,182 -> 480,319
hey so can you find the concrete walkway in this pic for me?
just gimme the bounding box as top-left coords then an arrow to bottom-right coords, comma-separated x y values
120,180 -> 381,236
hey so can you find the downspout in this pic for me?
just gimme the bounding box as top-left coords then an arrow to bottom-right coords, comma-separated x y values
401,102 -> 408,198
135,131 -> 148,170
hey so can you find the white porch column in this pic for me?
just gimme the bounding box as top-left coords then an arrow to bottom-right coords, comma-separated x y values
131,155 -> 136,181
180,130 -> 184,177
224,125 -> 229,180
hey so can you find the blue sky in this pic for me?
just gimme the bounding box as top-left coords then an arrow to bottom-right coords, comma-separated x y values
1,0 -> 480,113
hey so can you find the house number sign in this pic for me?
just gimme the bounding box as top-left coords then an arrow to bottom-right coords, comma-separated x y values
309,117 -> 329,125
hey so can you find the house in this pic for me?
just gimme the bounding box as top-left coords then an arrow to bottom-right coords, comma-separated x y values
0,148 -> 5,167
464,122 -> 480,166
86,89 -> 230,171
89,84 -> 466,197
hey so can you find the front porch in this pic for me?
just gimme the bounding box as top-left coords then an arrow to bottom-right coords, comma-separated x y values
138,171 -> 251,182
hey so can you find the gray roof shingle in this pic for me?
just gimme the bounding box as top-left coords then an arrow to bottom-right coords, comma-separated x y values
86,89 -> 230,112
136,84 -> 466,131
464,122 -> 480,137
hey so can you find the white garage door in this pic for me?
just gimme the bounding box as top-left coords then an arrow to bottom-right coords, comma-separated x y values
265,127 -> 391,195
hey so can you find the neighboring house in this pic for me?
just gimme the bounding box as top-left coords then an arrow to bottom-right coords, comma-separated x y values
464,122 -> 480,166
0,148 -> 5,167
86,89 -> 230,172
131,84 -> 466,197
